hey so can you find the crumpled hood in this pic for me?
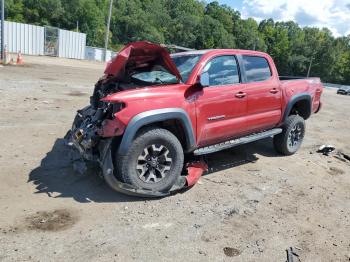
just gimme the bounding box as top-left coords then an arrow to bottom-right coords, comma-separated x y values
104,41 -> 182,82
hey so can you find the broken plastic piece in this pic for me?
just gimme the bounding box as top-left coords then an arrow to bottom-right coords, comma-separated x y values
186,161 -> 208,187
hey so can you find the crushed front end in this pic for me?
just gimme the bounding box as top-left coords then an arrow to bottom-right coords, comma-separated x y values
66,40 -> 183,167
67,93 -> 125,163
65,74 -> 186,197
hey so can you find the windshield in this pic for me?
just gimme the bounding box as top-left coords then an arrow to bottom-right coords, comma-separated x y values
171,54 -> 202,82
131,70 -> 178,85
129,54 -> 202,85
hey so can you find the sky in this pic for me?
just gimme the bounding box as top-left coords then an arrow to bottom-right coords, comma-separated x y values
216,0 -> 350,37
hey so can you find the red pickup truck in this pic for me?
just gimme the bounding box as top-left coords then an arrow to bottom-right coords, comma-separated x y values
67,41 -> 323,194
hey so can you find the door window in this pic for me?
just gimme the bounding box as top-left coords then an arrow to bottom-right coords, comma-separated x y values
242,56 -> 272,82
202,56 -> 240,86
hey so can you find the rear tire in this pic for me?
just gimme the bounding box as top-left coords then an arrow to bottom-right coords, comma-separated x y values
115,128 -> 184,192
273,115 -> 305,155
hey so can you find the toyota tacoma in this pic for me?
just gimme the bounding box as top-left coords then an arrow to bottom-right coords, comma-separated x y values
66,41 -> 323,196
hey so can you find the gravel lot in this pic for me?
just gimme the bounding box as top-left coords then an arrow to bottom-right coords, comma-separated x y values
0,56 -> 349,262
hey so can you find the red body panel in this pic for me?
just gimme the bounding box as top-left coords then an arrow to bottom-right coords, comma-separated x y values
101,46 -> 324,148
280,77 -> 323,117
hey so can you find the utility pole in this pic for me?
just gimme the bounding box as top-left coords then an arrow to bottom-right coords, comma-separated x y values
307,56 -> 313,77
103,0 -> 113,62
253,37 -> 259,51
1,0 -> 4,62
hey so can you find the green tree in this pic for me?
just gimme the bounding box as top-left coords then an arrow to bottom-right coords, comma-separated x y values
234,18 -> 266,51
61,0 -> 108,47
22,0 -> 65,27
205,1 -> 234,33
4,0 -> 25,22
196,15 -> 235,49
165,0 -> 205,47
3,0 -> 350,84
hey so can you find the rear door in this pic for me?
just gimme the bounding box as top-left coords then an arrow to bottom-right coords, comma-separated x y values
240,55 -> 282,132
195,55 -> 248,146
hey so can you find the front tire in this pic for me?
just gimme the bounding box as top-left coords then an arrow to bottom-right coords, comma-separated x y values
273,115 -> 305,155
115,128 -> 184,192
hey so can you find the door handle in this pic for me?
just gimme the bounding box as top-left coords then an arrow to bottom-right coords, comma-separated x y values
270,88 -> 279,94
235,92 -> 246,98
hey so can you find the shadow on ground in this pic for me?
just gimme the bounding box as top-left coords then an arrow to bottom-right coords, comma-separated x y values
28,138 -> 139,203
28,137 -> 281,203
203,137 -> 280,175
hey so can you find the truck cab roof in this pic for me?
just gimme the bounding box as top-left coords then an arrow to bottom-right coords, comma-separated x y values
172,49 -> 270,57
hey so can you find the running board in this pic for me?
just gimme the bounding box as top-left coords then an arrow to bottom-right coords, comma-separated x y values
194,128 -> 282,156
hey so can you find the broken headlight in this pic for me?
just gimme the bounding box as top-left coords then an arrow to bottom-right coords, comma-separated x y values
102,101 -> 125,120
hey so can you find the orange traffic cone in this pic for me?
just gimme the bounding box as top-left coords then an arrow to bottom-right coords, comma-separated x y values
16,51 -> 24,65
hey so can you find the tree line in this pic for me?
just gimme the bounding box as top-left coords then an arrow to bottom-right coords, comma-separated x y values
4,0 -> 350,84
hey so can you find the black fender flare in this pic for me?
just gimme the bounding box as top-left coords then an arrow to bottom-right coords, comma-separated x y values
282,93 -> 312,122
117,108 -> 196,155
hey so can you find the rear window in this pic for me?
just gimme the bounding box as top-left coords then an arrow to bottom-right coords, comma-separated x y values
242,56 -> 272,82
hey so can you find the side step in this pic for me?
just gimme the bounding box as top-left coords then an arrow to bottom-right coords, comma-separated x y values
194,128 -> 282,156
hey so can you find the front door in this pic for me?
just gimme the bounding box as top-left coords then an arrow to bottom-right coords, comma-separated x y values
195,55 -> 247,147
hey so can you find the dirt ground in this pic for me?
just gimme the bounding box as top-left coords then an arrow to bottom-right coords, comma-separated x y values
0,56 -> 349,262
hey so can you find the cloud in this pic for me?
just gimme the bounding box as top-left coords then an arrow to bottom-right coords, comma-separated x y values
294,9 -> 320,26
241,0 -> 350,36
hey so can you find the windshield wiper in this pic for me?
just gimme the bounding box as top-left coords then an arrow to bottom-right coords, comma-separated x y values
155,77 -> 164,84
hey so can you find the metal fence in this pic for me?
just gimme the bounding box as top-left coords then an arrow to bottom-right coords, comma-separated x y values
44,26 -> 59,56
0,21 -> 86,59
0,21 -> 44,55
58,28 -> 86,59
1,20 -> 119,62
85,46 -> 116,62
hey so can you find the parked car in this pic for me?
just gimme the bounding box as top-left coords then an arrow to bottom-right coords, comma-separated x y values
337,86 -> 350,95
66,41 -> 323,194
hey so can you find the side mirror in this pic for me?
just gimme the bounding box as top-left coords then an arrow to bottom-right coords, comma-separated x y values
198,72 -> 209,87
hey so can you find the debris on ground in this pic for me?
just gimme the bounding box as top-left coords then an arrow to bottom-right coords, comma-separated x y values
339,152 -> 350,161
317,145 -> 335,156
223,247 -> 241,257
316,145 -> 350,163
286,247 -> 301,262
